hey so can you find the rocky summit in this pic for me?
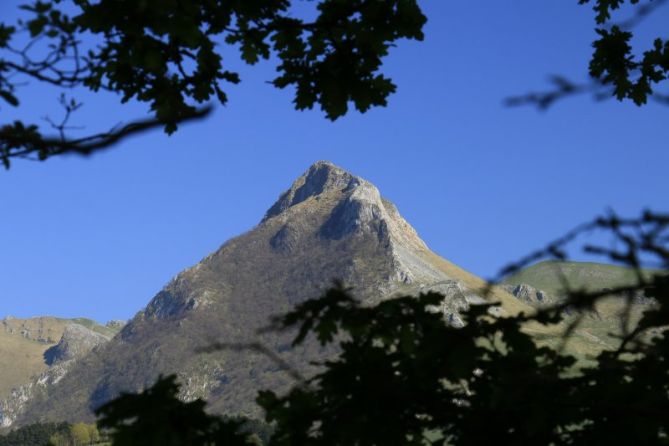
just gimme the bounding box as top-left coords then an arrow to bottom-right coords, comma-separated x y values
3,161 -> 526,426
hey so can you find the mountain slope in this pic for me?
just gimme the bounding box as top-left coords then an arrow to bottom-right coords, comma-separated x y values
0,317 -> 117,398
10,161 -> 529,426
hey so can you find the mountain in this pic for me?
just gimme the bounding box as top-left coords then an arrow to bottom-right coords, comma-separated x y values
4,161 -> 528,427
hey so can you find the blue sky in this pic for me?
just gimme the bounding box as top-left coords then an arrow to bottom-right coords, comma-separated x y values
0,1 -> 667,322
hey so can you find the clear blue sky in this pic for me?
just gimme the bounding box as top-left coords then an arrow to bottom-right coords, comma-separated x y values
0,1 -> 667,322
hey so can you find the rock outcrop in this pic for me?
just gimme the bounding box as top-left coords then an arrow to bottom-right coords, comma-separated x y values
509,283 -> 550,305
44,324 -> 110,365
105,320 -> 126,330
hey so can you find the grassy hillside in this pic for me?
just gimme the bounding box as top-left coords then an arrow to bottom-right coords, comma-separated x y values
0,317 -> 69,397
0,317 -> 119,398
501,260 -> 662,310
502,260 -> 659,297
504,261 -> 666,363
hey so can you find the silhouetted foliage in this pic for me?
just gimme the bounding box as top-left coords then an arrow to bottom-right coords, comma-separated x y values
2,1 -> 664,163
3,1 -> 661,442
0,0 -> 426,167
95,374 -> 255,445
255,210 -> 669,444
101,211 -> 668,444
0,422 -> 69,446
508,0 -> 669,109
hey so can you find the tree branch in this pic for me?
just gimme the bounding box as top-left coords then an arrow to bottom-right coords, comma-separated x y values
0,105 -> 213,166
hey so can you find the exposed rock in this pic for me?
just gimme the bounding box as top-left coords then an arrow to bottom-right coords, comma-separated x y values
105,320 -> 126,330
632,292 -> 657,305
510,283 -> 550,304
44,324 -> 110,366
320,180 -> 387,240
421,281 -> 470,327
270,224 -> 300,253
142,271 -> 217,321
0,360 -> 74,428
263,161 -> 358,221
507,281 -> 655,309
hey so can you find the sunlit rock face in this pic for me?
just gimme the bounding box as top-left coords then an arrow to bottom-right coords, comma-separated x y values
44,324 -> 110,365
263,161 -> 359,220
10,161 -> 523,427
510,283 -> 550,304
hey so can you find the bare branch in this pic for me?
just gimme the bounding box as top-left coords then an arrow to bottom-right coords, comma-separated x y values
612,0 -> 668,30
0,105 -> 213,166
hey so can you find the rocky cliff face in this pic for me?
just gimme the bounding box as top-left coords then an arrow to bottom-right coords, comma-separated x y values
9,161 -> 526,426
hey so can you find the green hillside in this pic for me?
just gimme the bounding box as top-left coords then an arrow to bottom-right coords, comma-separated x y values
504,261 -> 666,362
503,260 -> 659,297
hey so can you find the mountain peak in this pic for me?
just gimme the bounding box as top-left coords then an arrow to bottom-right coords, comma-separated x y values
263,161 -> 362,221
7,161 -> 529,427
260,161 -> 449,285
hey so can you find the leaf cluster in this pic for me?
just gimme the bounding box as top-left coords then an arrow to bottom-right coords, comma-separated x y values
259,288 -> 580,445
95,374 -> 256,445
0,0 -> 426,166
580,0 -> 668,104
256,211 -> 669,444
509,0 -> 669,109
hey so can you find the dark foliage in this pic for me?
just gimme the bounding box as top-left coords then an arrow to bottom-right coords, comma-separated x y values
257,211 -> 669,444
0,0 -> 426,167
507,0 -> 669,109
95,374 -> 258,445
0,422 -> 69,446
96,210 -> 668,444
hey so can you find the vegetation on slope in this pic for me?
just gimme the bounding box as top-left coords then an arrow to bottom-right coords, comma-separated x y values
503,260 -> 659,297
0,422 -> 69,446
